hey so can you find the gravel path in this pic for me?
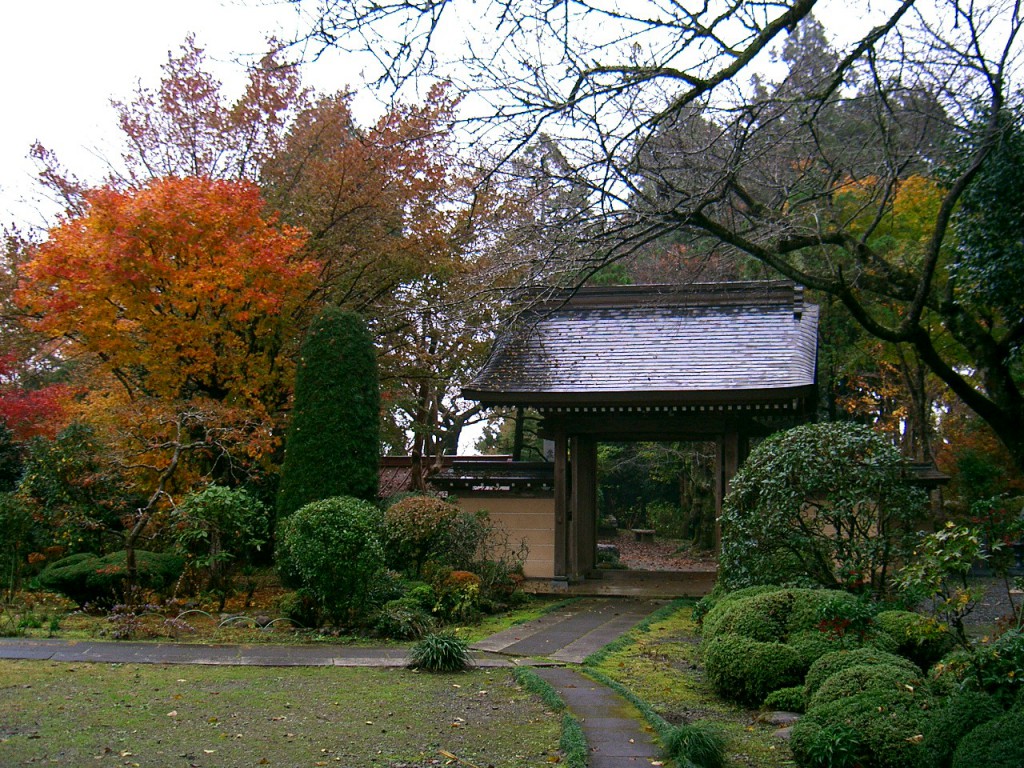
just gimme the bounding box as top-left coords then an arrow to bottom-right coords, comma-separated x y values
964,577 -> 1023,627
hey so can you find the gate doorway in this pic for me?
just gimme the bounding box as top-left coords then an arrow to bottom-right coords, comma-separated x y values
462,281 -> 820,585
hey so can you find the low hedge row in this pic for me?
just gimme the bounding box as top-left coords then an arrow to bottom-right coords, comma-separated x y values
699,585 -> 1022,768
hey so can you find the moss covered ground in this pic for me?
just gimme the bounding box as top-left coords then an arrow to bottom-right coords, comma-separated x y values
585,599 -> 796,768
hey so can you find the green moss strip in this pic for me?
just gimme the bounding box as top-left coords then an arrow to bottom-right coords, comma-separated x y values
513,667 -> 588,768
583,597 -> 694,667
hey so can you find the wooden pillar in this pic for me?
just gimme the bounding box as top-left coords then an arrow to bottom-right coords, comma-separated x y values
570,435 -> 598,580
715,431 -> 741,550
552,425 -> 569,582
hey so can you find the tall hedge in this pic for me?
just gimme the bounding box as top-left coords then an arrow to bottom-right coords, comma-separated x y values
277,308 -> 380,518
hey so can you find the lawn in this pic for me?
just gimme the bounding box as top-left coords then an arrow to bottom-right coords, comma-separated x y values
0,662 -> 562,767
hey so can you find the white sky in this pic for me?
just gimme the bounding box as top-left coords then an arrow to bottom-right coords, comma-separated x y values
0,0 -> 359,230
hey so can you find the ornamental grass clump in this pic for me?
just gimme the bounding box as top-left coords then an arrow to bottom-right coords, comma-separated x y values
663,722 -> 727,768
408,631 -> 473,672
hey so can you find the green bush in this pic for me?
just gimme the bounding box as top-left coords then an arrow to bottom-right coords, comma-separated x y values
405,582 -> 437,611
808,663 -> 927,710
431,570 -> 483,623
276,589 -> 318,628
964,629 -> 1024,705
702,588 -> 796,642
435,510 -> 490,571
804,647 -> 921,700
37,550 -> 184,607
173,485 -> 267,602
763,685 -> 807,713
951,708 -> 1024,768
703,587 -> 865,642
695,584 -> 783,633
792,688 -> 933,768
0,492 -> 38,597
702,634 -> 804,706
874,610 -> 954,669
663,722 -> 726,768
720,422 -> 926,596
923,691 -> 1003,768
789,721 -> 865,768
277,308 -> 380,518
647,500 -> 689,539
382,495 -> 461,576
374,597 -> 437,639
408,631 -> 473,672
275,496 -> 385,625
702,587 -> 891,673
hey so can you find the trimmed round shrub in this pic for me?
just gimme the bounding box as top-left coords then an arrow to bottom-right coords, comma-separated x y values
275,496 -> 385,625
374,597 -> 437,639
702,634 -> 804,706
793,688 -> 934,768
787,630 -> 876,671
923,691 -> 1003,768
383,495 -> 461,576
696,584 -> 784,634
702,586 -> 891,673
808,663 -> 927,710
763,685 -> 807,713
951,708 -> 1024,768
408,631 -> 473,672
720,422 -> 926,595
702,588 -> 796,642
874,610 -> 954,669
692,585 -> 778,626
804,647 -> 921,700
38,550 -> 184,607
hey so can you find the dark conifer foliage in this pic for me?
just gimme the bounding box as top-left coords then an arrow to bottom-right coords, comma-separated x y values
277,307 -> 380,517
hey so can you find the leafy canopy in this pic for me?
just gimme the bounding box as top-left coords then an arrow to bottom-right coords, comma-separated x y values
18,176 -> 314,413
720,422 -> 927,596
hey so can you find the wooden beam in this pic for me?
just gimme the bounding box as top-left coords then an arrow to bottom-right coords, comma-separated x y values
552,426 -> 568,582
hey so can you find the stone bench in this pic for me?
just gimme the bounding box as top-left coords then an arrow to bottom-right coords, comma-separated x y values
632,528 -> 656,543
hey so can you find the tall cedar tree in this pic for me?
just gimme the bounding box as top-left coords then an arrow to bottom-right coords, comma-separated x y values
277,308 -> 380,517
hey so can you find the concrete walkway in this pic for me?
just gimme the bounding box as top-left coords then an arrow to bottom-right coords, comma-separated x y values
0,597 -> 670,766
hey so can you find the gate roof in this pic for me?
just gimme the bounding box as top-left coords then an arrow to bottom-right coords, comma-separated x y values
463,281 -> 818,409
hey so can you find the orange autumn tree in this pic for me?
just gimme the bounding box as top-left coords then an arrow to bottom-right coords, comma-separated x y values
18,176 -> 314,500
17,176 -> 314,587
20,176 -> 313,410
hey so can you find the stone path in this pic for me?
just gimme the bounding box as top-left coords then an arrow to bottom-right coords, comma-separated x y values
0,597 -> 670,766
471,597 -> 660,663
535,666 -> 663,768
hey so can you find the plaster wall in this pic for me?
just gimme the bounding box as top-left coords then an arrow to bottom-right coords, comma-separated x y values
452,494 -> 556,579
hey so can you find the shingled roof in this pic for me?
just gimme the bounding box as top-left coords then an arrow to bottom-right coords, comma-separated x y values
463,281 -> 818,407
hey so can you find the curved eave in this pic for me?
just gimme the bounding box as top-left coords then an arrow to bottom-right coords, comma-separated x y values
461,384 -> 817,409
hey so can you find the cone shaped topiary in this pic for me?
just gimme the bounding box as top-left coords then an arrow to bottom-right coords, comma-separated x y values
277,308 -> 380,518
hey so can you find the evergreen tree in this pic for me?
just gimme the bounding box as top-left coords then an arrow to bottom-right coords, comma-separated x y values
277,308 -> 380,517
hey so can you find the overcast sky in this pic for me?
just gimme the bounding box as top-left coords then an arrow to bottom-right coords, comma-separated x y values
0,0 -> 356,230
